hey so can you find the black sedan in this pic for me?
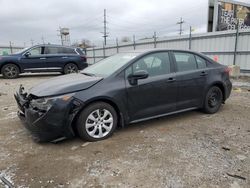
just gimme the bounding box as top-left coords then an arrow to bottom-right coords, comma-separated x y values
15,49 -> 232,142
0,44 -> 87,79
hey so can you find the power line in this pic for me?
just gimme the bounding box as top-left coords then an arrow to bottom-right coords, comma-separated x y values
70,16 -> 103,30
108,22 -> 177,33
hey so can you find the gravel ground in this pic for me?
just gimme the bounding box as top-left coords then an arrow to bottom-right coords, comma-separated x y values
0,73 -> 249,188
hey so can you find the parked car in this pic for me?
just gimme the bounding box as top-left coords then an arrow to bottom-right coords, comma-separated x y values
0,44 -> 88,78
15,49 -> 232,142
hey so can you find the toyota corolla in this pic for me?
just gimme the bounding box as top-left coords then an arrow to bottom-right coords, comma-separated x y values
15,49 -> 232,142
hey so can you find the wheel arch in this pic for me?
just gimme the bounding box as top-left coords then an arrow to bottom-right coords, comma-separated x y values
0,62 -> 21,73
64,61 -> 79,69
207,81 -> 226,101
71,97 -> 125,134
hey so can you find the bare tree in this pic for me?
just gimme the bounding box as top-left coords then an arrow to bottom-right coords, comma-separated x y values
71,39 -> 91,48
121,36 -> 131,43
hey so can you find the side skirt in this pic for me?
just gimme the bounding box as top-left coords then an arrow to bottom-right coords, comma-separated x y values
130,107 -> 198,124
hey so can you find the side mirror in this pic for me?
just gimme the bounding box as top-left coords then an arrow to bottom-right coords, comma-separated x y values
25,52 -> 31,57
128,70 -> 149,85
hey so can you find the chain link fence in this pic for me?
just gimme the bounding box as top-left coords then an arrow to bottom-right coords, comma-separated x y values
86,29 -> 250,72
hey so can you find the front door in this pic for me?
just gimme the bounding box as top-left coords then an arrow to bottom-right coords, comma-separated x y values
20,46 -> 46,71
125,52 -> 177,122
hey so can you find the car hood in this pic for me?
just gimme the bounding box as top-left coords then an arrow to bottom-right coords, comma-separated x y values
0,54 -> 20,61
29,73 -> 103,97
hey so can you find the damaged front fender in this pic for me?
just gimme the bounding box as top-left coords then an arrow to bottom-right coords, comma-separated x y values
15,86 -> 84,142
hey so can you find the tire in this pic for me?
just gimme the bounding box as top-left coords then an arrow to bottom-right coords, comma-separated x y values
63,63 -> 78,74
1,64 -> 20,79
76,102 -> 118,142
203,86 -> 223,114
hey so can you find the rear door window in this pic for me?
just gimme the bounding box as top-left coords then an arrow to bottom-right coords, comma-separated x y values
173,52 -> 197,72
44,47 -> 60,54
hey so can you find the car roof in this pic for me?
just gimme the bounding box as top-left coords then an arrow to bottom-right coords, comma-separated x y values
31,44 -> 76,49
120,49 -> 214,63
122,48 -> 200,55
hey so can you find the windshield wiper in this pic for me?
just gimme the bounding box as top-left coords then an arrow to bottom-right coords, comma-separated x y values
82,72 -> 96,77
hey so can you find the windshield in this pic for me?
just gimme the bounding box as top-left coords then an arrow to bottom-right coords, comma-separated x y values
82,53 -> 139,77
14,47 -> 30,54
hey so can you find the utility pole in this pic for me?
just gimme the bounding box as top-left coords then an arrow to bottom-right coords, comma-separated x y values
233,19 -> 239,66
103,9 -> 108,46
177,17 -> 184,36
30,39 -> 34,46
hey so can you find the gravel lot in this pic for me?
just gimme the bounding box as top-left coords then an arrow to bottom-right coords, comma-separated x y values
0,73 -> 249,188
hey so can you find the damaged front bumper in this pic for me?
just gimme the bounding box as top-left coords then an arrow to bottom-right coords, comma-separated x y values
14,85 -> 84,142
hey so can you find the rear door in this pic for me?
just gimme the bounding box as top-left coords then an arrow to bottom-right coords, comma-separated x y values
19,46 -> 46,71
44,46 -> 65,71
171,51 -> 208,109
125,52 -> 177,121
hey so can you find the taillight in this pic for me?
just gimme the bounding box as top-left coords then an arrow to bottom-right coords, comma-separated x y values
81,56 -> 86,62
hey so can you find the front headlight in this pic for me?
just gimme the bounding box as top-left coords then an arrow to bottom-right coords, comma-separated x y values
30,93 -> 75,111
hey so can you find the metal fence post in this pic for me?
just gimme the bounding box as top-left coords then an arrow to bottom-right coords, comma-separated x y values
189,26 -> 192,50
116,38 -> 119,53
93,46 -> 96,64
103,43 -> 106,59
133,35 -> 136,50
233,20 -> 239,66
9,41 -> 13,54
154,32 -> 157,48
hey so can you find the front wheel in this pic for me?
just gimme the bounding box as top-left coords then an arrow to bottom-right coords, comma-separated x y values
63,63 -> 78,74
1,64 -> 20,79
203,86 -> 223,114
76,102 -> 118,142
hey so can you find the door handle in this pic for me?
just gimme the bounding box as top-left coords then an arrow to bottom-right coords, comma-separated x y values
62,57 -> 68,59
40,57 -> 46,60
167,77 -> 176,83
200,71 -> 208,76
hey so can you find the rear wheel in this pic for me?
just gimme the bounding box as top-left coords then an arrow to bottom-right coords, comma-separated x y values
1,64 -> 20,79
203,86 -> 223,114
63,63 -> 78,74
76,102 -> 118,142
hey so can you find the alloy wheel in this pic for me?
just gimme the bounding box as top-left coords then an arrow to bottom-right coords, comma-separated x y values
85,109 -> 113,139
4,65 -> 18,78
66,64 -> 78,73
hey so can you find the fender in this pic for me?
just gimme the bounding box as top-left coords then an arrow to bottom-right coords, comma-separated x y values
205,81 -> 226,101
79,96 -> 128,127
0,61 -> 22,73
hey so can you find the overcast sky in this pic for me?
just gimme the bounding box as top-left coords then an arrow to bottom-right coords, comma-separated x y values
0,0 -> 249,46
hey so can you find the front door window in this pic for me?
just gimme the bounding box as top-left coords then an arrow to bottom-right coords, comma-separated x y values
28,47 -> 42,56
131,52 -> 171,77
